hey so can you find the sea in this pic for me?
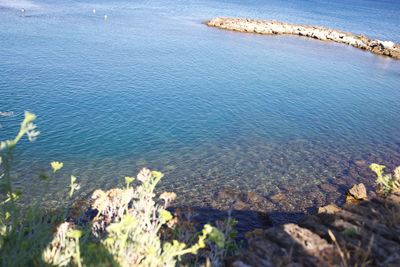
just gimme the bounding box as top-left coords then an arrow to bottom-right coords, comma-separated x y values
1,0 -> 399,226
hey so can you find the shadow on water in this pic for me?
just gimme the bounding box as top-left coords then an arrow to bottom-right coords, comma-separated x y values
169,206 -> 313,238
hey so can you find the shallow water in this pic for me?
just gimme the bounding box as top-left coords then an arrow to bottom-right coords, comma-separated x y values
1,0 -> 400,225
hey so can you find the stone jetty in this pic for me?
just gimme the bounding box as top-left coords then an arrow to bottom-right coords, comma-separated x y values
207,17 -> 400,60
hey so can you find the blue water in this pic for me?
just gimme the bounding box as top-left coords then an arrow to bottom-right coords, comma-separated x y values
1,0 -> 400,219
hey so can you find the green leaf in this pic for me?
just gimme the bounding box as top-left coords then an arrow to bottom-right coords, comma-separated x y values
151,171 -> 164,180
160,209 -> 173,223
124,176 -> 135,188
67,229 -> 83,239
208,227 -> 225,249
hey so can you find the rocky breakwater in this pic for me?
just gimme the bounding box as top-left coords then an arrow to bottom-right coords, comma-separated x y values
207,17 -> 400,60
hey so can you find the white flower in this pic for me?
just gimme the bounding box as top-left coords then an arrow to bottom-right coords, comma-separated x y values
160,192 -> 177,207
137,168 -> 152,183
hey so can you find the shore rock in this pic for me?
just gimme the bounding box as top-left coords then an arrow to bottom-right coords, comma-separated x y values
346,183 -> 368,204
231,190 -> 400,266
318,203 -> 341,214
348,183 -> 368,200
207,17 -> 400,60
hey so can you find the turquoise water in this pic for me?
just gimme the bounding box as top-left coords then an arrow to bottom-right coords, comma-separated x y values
1,0 -> 400,221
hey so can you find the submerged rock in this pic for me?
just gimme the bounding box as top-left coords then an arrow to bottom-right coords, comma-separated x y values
212,189 -> 275,213
354,159 -> 367,167
319,183 -> 337,193
216,188 -> 242,202
207,17 -> 400,60
233,199 -> 250,210
246,191 -> 265,204
270,192 -> 287,203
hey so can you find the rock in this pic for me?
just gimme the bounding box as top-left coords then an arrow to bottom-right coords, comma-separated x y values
247,192 -> 263,203
246,191 -> 275,212
216,188 -> 241,202
232,189 -> 400,266
281,224 -> 335,255
394,166 -> 400,181
346,183 -> 368,204
380,40 -> 395,49
348,183 -> 368,200
368,190 -> 377,199
326,192 -> 340,203
318,203 -> 341,214
261,224 -> 340,266
354,159 -> 366,167
320,183 -> 337,193
279,185 -> 296,193
387,192 -> 400,204
206,17 -> 400,60
270,192 -> 287,203
233,199 -> 250,210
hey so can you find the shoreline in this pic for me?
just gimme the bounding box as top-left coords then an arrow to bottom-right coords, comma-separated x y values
230,185 -> 400,266
206,17 -> 400,60
82,182 -> 400,266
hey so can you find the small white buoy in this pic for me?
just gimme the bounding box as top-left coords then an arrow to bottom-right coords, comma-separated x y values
104,15 -> 108,20
92,8 -> 96,14
21,8 -> 25,15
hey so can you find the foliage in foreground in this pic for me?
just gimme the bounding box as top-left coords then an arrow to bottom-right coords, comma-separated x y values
370,163 -> 400,195
0,112 -> 232,266
3,112 -> 397,266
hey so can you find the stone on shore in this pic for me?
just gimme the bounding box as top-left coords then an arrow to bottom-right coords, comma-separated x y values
346,183 -> 368,204
230,189 -> 400,267
348,183 -> 368,200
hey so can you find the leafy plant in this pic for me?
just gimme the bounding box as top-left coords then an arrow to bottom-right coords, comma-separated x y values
370,163 -> 400,194
0,111 -> 58,266
205,212 -> 240,266
91,169 -> 214,267
0,112 -> 223,266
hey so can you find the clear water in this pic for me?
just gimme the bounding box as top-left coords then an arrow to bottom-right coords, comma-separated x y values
1,0 -> 400,224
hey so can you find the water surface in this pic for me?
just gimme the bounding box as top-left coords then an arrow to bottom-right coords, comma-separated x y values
1,0 -> 400,225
